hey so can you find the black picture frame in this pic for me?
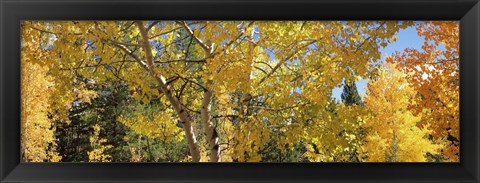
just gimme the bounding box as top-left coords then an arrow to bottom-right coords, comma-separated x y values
1,0 -> 479,182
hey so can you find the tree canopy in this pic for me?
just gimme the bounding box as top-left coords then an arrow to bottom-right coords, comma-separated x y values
21,21 -> 458,162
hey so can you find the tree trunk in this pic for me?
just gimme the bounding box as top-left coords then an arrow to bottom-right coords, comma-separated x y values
178,21 -> 220,162
201,82 -> 221,162
153,74 -> 202,162
135,21 -> 201,162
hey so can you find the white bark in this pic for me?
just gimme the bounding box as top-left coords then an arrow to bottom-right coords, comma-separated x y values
201,81 -> 221,162
179,21 -> 222,162
155,75 -> 201,162
136,21 -> 201,162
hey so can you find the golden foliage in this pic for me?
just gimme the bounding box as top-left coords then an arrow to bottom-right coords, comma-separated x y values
387,21 -> 459,161
20,20 -> 457,162
87,124 -> 113,162
21,42 -> 61,162
363,63 -> 440,162
118,108 -> 185,143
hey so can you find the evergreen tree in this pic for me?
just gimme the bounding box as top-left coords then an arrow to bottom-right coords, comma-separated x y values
341,79 -> 364,106
338,77 -> 365,162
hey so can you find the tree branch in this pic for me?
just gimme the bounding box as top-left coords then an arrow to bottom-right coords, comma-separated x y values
155,59 -> 206,64
213,114 -> 239,119
149,21 -> 200,39
28,25 -> 82,36
257,40 -> 316,85
177,21 -> 213,57
135,20 -> 202,162
147,21 -> 160,32
107,38 -> 144,47
136,21 -> 155,67
178,76 -> 208,91
106,39 -> 149,70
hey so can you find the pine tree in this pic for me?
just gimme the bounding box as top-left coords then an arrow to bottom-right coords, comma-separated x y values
336,75 -> 365,162
341,78 -> 364,106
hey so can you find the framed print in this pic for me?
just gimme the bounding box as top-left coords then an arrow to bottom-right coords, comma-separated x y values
1,0 -> 479,182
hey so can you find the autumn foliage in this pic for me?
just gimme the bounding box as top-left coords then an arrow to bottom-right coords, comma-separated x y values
387,21 -> 459,161
21,21 -> 458,162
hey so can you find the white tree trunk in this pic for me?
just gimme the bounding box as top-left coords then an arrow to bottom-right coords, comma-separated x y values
136,21 -> 201,162
179,21 -> 220,162
201,82 -> 221,162
159,79 -> 201,162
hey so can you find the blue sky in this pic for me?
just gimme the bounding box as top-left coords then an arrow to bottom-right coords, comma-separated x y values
331,26 -> 425,101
